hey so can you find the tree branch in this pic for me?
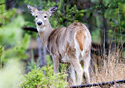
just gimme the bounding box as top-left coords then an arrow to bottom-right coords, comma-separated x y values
22,26 -> 38,32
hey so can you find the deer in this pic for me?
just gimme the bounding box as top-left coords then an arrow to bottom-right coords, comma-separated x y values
27,5 -> 92,85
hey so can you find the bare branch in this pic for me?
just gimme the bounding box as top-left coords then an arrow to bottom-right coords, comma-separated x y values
22,26 -> 38,32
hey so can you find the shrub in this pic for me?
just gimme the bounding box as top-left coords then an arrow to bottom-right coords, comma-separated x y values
0,15 -> 30,64
21,65 -> 68,88
0,60 -> 24,88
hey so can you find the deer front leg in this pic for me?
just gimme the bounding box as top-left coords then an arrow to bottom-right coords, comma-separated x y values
52,55 -> 59,74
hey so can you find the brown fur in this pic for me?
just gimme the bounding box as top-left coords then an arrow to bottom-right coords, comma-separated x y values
76,30 -> 85,51
47,22 -> 88,61
27,5 -> 92,85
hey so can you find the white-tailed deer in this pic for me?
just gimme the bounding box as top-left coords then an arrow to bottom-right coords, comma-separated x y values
27,5 -> 92,85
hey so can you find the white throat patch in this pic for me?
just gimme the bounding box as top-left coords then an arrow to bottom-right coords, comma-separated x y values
37,27 -> 46,32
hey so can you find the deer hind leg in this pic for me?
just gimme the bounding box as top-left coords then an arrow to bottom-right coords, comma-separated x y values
83,51 -> 91,84
69,56 -> 83,85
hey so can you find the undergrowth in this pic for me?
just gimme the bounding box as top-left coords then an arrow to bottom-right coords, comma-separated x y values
21,65 -> 68,88
91,50 -> 125,88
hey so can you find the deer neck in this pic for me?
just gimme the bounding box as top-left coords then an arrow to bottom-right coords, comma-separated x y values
38,23 -> 53,48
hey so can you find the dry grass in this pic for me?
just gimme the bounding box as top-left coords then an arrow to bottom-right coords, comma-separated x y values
91,50 -> 125,88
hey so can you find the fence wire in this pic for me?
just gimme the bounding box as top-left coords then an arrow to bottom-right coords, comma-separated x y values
70,79 -> 125,88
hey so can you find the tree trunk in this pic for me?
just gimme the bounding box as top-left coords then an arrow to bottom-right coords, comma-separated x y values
100,0 -> 108,58
37,37 -> 47,68
5,0 -> 15,10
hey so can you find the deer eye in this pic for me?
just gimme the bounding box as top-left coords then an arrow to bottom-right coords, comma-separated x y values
44,16 -> 47,18
35,15 -> 38,18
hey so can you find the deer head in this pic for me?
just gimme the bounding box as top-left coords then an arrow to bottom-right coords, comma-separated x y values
27,5 -> 58,32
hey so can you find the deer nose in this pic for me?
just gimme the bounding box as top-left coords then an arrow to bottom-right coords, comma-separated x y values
37,22 -> 42,25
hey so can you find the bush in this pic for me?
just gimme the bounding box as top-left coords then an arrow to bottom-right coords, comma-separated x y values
21,65 -> 68,88
0,60 -> 24,88
0,15 -> 30,64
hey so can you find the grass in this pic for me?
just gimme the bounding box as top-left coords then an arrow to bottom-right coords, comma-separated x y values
91,50 -> 125,88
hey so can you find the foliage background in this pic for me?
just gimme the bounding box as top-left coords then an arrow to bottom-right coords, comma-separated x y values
0,0 -> 125,88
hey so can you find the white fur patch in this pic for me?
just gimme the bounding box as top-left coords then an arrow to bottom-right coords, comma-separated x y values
74,32 -> 86,61
37,27 -> 46,32
61,54 -> 69,62
74,32 -> 82,59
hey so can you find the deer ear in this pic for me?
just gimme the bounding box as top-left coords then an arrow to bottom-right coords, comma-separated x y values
27,5 -> 38,16
48,5 -> 58,16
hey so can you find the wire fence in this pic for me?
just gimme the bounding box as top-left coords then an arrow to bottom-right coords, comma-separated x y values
70,79 -> 125,88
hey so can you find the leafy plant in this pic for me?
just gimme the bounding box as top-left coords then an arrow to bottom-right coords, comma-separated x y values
0,34 -> 30,63
21,65 -> 68,88
0,60 -> 24,88
103,0 -> 125,42
0,15 -> 30,63
0,0 -> 17,24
